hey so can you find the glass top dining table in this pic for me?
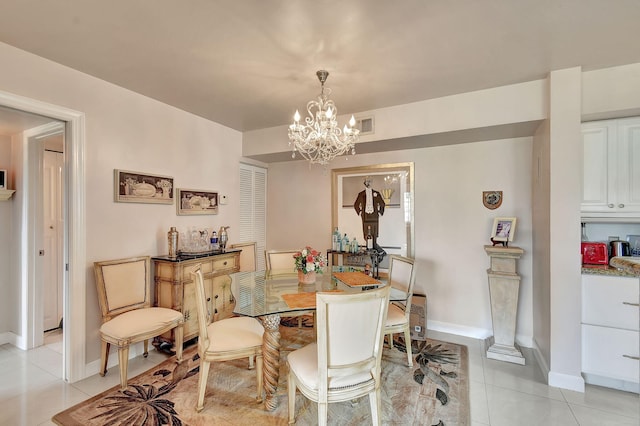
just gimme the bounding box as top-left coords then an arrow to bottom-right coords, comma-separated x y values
228,266 -> 408,411
230,266 -> 408,318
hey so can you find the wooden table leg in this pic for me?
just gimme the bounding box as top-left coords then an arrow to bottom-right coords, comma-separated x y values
260,314 -> 281,411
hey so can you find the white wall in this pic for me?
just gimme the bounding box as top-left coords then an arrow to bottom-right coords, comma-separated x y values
268,137 -> 534,343
0,41 -> 244,365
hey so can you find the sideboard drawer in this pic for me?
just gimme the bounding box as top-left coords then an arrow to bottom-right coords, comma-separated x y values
212,254 -> 238,272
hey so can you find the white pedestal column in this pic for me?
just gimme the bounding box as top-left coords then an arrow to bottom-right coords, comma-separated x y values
484,245 -> 525,365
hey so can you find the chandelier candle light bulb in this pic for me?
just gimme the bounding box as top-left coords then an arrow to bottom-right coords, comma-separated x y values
288,70 -> 360,166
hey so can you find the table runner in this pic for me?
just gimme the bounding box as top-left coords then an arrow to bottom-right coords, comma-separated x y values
332,271 -> 381,286
282,290 -> 344,309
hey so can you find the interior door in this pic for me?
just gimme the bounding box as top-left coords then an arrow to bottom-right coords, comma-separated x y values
42,149 -> 63,331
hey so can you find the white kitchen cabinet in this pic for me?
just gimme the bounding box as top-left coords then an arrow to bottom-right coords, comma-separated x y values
581,117 -> 640,217
581,274 -> 639,393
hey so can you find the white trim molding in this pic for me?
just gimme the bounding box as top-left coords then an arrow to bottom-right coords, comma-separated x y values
0,89 -> 86,383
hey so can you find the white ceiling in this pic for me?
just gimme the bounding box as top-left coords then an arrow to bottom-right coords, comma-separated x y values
0,0 -> 639,134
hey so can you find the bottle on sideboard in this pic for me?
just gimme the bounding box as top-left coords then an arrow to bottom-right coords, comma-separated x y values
341,233 -> 349,252
366,226 -> 373,249
332,227 -> 339,251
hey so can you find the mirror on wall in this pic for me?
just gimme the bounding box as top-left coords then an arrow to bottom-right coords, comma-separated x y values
331,162 -> 414,261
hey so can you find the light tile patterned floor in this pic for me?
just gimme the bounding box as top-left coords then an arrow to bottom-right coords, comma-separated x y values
0,329 -> 638,425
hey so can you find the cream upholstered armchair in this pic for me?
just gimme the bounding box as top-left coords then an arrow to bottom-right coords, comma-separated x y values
287,286 -> 390,426
230,242 -> 257,272
384,255 -> 417,367
265,249 -> 315,327
191,266 -> 264,412
93,256 -> 184,390
265,249 -> 298,271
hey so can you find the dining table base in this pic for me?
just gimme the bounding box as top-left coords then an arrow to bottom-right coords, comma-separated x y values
260,314 -> 281,411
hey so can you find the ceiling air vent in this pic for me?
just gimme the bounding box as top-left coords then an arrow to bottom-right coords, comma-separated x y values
355,116 -> 374,135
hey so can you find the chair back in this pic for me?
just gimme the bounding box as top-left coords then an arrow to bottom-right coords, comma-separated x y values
388,255 -> 416,296
230,242 -> 257,272
265,249 -> 297,270
315,286 -> 390,395
191,266 -> 211,355
94,256 -> 151,322
387,256 -> 416,325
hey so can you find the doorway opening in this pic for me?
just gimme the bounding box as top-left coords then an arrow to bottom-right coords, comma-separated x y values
0,91 -> 86,383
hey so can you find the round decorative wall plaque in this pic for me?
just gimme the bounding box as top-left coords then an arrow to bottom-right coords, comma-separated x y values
483,191 -> 503,210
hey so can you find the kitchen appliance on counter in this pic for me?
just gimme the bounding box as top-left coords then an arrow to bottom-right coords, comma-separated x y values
609,240 -> 630,258
581,242 -> 609,265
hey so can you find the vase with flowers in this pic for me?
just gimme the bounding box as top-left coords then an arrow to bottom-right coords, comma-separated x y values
293,246 -> 326,284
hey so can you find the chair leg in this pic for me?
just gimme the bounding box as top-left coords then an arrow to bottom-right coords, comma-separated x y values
369,389 -> 382,426
403,327 -> 413,367
249,355 -> 255,369
143,339 -> 149,357
117,345 -> 130,390
297,316 -> 302,328
288,369 -> 296,424
99,340 -> 109,376
388,333 -> 394,348
196,360 -> 210,412
175,323 -> 184,363
255,353 -> 263,403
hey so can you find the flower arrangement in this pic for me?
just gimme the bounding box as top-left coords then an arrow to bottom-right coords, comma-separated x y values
293,246 -> 326,274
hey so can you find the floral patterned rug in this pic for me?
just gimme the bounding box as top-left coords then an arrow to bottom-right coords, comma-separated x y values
53,325 -> 469,425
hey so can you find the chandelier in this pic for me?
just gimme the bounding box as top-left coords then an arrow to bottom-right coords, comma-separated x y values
288,70 -> 359,166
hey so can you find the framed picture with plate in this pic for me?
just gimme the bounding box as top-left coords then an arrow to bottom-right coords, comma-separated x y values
114,169 -> 174,204
177,188 -> 219,215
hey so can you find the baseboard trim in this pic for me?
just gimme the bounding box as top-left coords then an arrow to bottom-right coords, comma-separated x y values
548,371 -> 585,392
84,341 -> 149,378
427,320 -> 492,340
0,332 -> 18,346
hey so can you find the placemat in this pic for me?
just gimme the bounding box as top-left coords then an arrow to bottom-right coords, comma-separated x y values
333,271 -> 381,286
282,290 -> 344,309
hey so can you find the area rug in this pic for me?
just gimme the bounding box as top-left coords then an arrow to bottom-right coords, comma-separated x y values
53,326 -> 469,426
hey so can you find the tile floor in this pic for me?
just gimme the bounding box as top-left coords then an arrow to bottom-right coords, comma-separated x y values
0,329 -> 638,425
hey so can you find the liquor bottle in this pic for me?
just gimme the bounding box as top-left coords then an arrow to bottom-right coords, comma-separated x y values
332,227 -> 339,251
366,226 -> 373,249
341,233 -> 349,252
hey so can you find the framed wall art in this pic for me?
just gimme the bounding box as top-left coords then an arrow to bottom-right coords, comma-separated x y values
177,188 -> 219,215
491,217 -> 517,242
114,169 -> 174,204
332,162 -> 414,259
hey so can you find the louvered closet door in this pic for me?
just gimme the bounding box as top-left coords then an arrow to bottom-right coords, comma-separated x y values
239,163 -> 267,271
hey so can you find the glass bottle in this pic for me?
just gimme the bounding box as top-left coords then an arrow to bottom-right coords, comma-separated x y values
366,226 -> 373,249
341,233 -> 349,252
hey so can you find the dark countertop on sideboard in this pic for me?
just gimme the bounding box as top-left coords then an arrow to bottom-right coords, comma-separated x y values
152,249 -> 241,262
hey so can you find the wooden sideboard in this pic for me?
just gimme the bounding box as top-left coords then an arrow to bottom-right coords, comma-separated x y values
152,250 -> 240,346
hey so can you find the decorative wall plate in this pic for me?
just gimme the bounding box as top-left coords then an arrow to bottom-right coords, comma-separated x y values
483,191 -> 502,210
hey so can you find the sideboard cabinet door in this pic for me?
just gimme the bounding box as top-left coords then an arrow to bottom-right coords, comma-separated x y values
153,251 -> 240,347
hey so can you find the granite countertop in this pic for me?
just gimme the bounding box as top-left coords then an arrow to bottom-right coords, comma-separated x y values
581,264 -> 638,277
609,256 -> 640,276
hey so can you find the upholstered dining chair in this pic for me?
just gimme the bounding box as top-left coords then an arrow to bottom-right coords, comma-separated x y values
191,267 -> 264,411
230,241 -> 257,272
287,286 -> 390,426
93,256 -> 184,390
265,249 -> 315,328
383,255 -> 417,367
265,249 -> 298,271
